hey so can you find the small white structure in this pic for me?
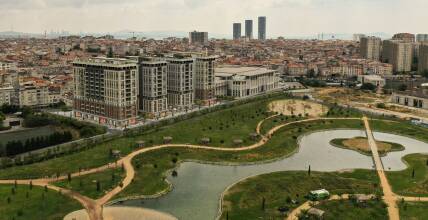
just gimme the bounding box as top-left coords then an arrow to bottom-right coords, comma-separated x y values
358,75 -> 385,87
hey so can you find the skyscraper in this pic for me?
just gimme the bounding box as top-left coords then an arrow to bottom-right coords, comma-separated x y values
73,57 -> 138,126
258,16 -> 266,40
233,23 -> 241,40
382,40 -> 413,73
245,20 -> 253,40
189,31 -> 208,45
360,36 -> 381,60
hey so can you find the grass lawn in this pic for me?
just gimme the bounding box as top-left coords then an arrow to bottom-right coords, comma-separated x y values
259,114 -> 304,135
53,167 -> 125,199
399,202 -> 428,220
387,154 -> 428,197
0,185 -> 81,220
217,170 -> 380,220
330,137 -> 404,156
0,95 -> 285,180
370,120 -> 428,143
311,199 -> 388,220
115,119 -> 365,199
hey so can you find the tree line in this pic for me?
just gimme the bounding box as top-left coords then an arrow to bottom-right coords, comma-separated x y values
0,131 -> 73,157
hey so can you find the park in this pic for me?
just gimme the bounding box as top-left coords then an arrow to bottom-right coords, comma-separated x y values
0,92 -> 428,220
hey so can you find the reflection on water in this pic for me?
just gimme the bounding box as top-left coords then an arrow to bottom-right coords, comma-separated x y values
118,130 -> 428,220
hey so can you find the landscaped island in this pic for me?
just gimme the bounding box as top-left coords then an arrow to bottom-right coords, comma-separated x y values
330,136 -> 405,156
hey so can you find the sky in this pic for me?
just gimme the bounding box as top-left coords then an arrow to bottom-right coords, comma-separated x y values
0,0 -> 426,37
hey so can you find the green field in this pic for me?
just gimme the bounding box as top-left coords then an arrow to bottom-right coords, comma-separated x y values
218,170 -> 380,220
311,199 -> 388,220
0,96 -> 286,180
53,167 -> 125,199
330,137 -> 405,156
399,202 -> 428,220
116,119 -> 364,199
387,154 -> 428,197
0,185 -> 81,220
370,119 -> 428,143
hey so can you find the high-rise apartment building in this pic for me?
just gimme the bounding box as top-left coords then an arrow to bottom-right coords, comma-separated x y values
417,34 -> 428,42
360,36 -> 381,60
167,56 -> 194,109
73,57 -> 138,127
382,40 -> 413,73
245,20 -> 253,40
189,31 -> 208,45
418,43 -> 428,73
258,16 -> 266,40
194,56 -> 217,105
138,57 -> 168,117
233,23 -> 241,40
392,33 -> 415,43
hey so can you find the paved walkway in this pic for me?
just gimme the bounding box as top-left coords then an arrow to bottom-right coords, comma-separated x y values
363,116 -> 399,220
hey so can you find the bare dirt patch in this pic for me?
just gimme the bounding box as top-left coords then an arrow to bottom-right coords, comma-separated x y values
268,100 -> 327,117
343,137 -> 392,153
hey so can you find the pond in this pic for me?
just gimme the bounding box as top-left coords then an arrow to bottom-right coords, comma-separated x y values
118,129 -> 428,220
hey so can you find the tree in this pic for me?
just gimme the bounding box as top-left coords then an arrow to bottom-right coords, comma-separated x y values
412,169 -> 415,178
398,84 -> 407,91
360,83 -> 376,91
421,69 -> 428,78
29,181 -> 33,190
96,180 -> 101,191
67,173 -> 72,182
261,197 -> 266,211
308,165 -> 311,176
107,47 -> 114,58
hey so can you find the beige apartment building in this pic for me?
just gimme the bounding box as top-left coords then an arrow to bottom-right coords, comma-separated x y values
418,43 -> 428,73
0,85 -> 14,105
194,56 -> 217,106
167,57 -> 194,109
138,57 -> 168,117
73,57 -> 138,127
215,66 -> 280,98
360,36 -> 381,60
382,40 -> 413,73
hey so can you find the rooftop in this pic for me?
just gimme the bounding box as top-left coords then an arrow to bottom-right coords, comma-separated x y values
215,66 -> 275,77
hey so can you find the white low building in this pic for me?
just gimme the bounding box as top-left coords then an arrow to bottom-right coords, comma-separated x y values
358,75 -> 385,87
215,66 -> 280,98
392,84 -> 428,110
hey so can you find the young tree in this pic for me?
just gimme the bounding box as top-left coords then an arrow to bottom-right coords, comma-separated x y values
96,180 -> 101,192
67,173 -> 72,182
308,165 -> 311,176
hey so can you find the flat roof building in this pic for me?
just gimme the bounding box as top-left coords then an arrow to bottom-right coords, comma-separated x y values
194,56 -> 217,106
215,66 -> 280,98
167,56 -> 194,109
233,23 -> 241,40
258,16 -> 266,41
73,57 -> 138,127
189,31 -> 208,45
245,20 -> 253,40
138,57 -> 168,117
360,36 -> 381,60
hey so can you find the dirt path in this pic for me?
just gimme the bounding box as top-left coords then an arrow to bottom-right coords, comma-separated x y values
363,116 -> 400,220
286,194 -> 353,220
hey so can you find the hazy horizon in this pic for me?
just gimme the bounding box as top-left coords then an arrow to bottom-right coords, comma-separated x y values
0,0 -> 427,38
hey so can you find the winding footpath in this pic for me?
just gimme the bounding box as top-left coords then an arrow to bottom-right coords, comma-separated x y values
1,115 -> 428,220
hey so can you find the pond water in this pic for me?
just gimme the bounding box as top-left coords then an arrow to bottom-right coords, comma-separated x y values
116,130 -> 428,220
